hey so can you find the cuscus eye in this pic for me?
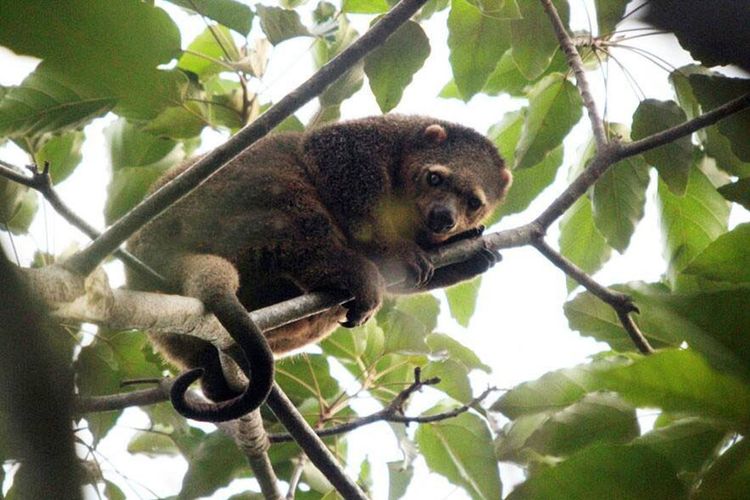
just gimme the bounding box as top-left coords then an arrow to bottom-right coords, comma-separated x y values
468,195 -> 483,211
427,171 -> 443,187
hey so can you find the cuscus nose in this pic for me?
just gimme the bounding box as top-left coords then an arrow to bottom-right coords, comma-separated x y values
427,206 -> 456,234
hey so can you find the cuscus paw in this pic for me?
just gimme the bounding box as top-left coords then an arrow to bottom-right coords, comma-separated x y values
338,260 -> 385,328
443,225 -> 486,245
401,244 -> 434,288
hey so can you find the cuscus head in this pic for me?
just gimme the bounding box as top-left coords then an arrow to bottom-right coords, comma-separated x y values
398,118 -> 512,246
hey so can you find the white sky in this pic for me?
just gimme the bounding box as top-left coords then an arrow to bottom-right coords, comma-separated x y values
1,0 -> 747,498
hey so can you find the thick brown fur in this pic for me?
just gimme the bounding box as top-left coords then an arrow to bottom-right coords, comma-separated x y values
127,115 -> 511,421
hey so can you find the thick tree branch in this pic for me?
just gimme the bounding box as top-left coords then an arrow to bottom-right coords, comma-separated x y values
531,238 -> 654,354
63,0 -> 430,277
218,410 -> 282,500
0,254 -> 81,499
540,0 -> 607,147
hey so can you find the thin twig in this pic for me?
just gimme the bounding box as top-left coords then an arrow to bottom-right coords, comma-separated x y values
620,91 -> 750,158
533,91 -> 750,231
76,379 -> 172,413
540,0 -> 607,147
63,0 -> 430,277
269,373 -> 497,443
531,238 -> 654,354
286,456 -> 307,499
0,161 -> 166,285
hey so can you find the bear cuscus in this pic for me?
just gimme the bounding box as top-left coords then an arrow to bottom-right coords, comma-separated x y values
126,114 -> 512,421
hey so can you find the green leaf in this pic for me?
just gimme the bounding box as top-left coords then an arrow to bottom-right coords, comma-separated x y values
495,412 -> 550,463
508,444 -> 686,500
380,295 -> 439,354
695,437 -> 750,500
0,71 -> 114,139
492,147 -> 562,219
387,462 -> 414,500
631,99 -> 692,195
179,431 -> 246,499
422,359 -> 473,403
657,167 -> 729,287
489,119 -> 562,222
426,332 -> 491,373
445,276 -> 481,327
276,354 -> 341,404
592,147 -> 650,252
718,177 -> 750,209
343,0 -> 390,13
165,0 -> 253,35
657,285 -> 750,373
364,21 -> 430,112
312,16 -> 363,121
594,0 -> 629,34
448,0 -> 511,100
669,65 -> 706,121
511,0 -> 569,80
482,50 -> 531,97
689,73 -> 750,162
467,0 -> 521,18
369,354 -> 427,405
256,5 -> 312,45
141,104 -> 207,140
685,223 -> 750,283
634,418 -> 728,478
566,281 -> 750,372
0,180 -> 38,235
594,349 -> 750,427
75,329 -> 163,444
128,431 -> 180,457
35,131 -> 85,184
416,409 -> 502,499
103,480 -> 126,500
490,360 -> 622,419
559,196 -> 612,292
104,119 -> 183,223
178,26 -> 239,77
523,393 -> 639,457
0,0 -> 185,122
515,73 -> 582,170
565,283 -> 687,351
705,125 -> 750,177
488,109 -> 525,166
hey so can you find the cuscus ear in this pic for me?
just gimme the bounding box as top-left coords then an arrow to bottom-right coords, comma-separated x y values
424,123 -> 448,144
499,166 -> 513,197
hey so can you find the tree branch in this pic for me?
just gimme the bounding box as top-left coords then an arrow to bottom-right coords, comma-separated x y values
531,238 -> 654,355
620,91 -> 750,158
540,0 -> 607,147
533,91 -> 750,231
266,384 -> 368,500
218,410 -> 282,500
0,161 -> 165,285
269,381 -> 497,442
63,0 -> 430,277
76,380 -> 172,413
